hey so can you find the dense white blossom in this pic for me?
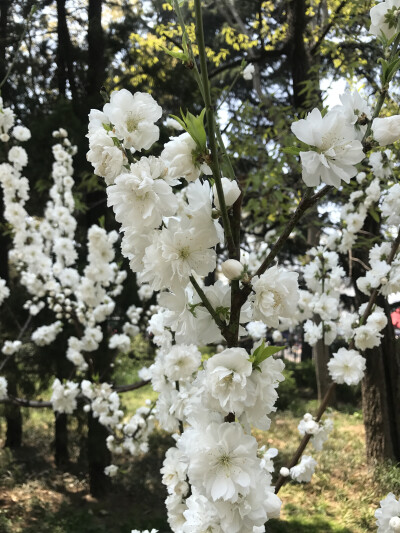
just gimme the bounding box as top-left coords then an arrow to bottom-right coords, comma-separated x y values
382,183 -> 400,225
290,455 -> 317,483
103,89 -> 162,151
291,108 -> 364,187
213,178 -> 241,210
375,492 -> 400,533
161,132 -> 212,182
251,266 -> 299,327
107,157 -> 178,231
2,340 -> 22,355
204,348 -> 253,415
243,63 -> 255,80
182,422 -> 259,503
51,379 -> 80,414
31,321 -> 63,346
328,348 -> 366,385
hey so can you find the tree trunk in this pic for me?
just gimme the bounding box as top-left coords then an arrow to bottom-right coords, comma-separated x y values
54,413 -> 69,468
87,0 -> 105,107
86,329 -> 112,497
287,0 -> 320,111
0,0 -> 11,103
4,360 -> 22,448
352,215 -> 400,463
87,412 -> 111,497
362,298 -> 400,463
56,0 -> 77,102
313,337 -> 335,404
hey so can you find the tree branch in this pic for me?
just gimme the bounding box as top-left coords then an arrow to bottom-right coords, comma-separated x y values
274,225 -> 400,494
0,379 -> 151,409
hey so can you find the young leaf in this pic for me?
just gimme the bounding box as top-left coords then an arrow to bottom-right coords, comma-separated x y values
250,341 -> 286,368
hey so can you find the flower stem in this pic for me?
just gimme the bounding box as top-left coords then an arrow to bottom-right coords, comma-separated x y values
194,0 -> 236,258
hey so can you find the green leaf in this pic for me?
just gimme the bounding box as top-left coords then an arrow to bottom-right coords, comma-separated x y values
369,206 -> 380,223
160,45 -> 189,63
282,146 -> 302,156
170,114 -> 186,130
171,108 -> 207,152
250,341 -> 285,368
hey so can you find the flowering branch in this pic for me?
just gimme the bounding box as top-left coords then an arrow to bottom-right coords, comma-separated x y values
189,274 -> 226,332
0,314 -> 33,373
237,185 -> 331,309
274,225 -> 400,494
0,379 -> 151,409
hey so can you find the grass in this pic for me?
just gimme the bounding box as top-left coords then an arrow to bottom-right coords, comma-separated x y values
0,398 -> 398,533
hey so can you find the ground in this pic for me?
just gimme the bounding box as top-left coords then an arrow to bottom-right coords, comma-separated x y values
0,394 -> 399,533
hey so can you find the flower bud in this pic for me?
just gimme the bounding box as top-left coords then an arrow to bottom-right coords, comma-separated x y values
280,467 -> 290,477
221,259 -> 244,280
389,517 -> 400,532
213,177 -> 241,210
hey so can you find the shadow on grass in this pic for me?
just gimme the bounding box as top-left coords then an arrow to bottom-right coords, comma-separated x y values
11,498 -> 171,533
267,518 -> 354,533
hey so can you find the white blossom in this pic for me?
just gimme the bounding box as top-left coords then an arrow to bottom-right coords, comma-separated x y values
372,116 -> 400,146
51,378 -> 79,414
103,89 -> 162,151
251,266 -> 299,327
243,63 -> 255,80
370,0 -> 400,39
0,376 -> 8,400
375,492 -> 400,533
291,108 -> 364,187
213,178 -> 241,210
290,455 -> 317,483
328,348 -> 366,385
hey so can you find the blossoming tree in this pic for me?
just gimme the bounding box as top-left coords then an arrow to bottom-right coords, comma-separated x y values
1,0 -> 400,530
84,1 -> 400,530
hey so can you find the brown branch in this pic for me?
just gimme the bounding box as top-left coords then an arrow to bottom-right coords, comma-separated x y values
274,382 -> 336,493
237,185 -> 332,309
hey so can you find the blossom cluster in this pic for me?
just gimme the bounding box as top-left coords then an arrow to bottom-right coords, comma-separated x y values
291,90 -> 368,188
84,87 -> 311,531
0,108 -> 158,470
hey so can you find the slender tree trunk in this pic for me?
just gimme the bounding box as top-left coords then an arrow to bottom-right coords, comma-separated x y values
56,0 -> 77,102
86,0 -> 107,227
0,0 -> 10,103
87,0 -> 105,107
4,360 -> 22,448
53,342 -> 70,466
54,413 -> 69,468
313,338 -> 335,403
87,330 -> 112,497
87,412 -> 111,497
301,334 -> 312,361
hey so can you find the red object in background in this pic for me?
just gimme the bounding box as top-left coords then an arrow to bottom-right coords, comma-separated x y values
391,308 -> 400,329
